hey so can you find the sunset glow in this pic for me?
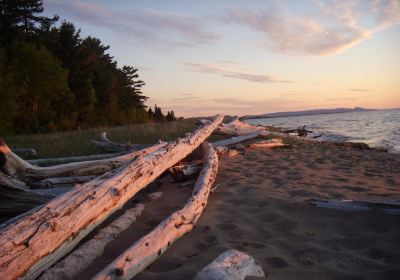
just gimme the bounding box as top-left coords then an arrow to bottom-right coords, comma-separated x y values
45,0 -> 400,117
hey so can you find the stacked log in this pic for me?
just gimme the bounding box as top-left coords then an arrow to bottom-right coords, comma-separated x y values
0,114 -> 223,280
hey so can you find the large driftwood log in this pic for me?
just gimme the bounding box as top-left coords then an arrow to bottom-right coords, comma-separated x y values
0,172 -> 54,216
217,119 -> 266,136
91,132 -> 152,153
310,198 -> 400,215
31,176 -> 97,189
0,114 -> 223,280
194,250 -> 265,280
93,142 -> 219,280
12,148 -> 37,159
28,152 -> 126,166
0,139 -> 165,182
39,204 -> 145,280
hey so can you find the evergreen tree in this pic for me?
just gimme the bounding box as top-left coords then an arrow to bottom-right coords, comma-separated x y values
166,110 -> 176,122
154,105 -> 165,122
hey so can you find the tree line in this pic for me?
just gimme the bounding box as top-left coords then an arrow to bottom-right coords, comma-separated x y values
0,0 -> 176,135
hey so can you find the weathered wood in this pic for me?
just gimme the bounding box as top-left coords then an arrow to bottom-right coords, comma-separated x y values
0,114 -> 223,280
249,138 -> 287,149
310,198 -> 400,215
0,139 -> 165,182
12,148 -> 37,159
93,142 -> 219,280
91,132 -> 152,153
30,176 -> 96,189
217,119 -> 266,136
28,152 -> 126,167
212,132 -> 261,147
39,204 -> 145,280
169,160 -> 203,182
0,172 -> 54,216
194,250 -> 265,280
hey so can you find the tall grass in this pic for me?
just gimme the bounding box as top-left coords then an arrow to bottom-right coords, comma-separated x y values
4,119 -> 196,158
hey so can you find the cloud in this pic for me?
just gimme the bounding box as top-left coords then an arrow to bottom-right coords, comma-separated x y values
326,97 -> 356,101
348,88 -> 371,92
183,62 -> 294,83
225,0 -> 400,56
46,0 -> 218,48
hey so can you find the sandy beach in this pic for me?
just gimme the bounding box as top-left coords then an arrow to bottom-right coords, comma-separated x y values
76,140 -> 400,280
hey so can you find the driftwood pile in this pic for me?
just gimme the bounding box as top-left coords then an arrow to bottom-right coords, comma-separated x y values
0,116 -> 281,280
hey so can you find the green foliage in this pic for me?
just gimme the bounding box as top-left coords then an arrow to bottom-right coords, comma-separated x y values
0,1 -> 176,136
9,41 -> 74,133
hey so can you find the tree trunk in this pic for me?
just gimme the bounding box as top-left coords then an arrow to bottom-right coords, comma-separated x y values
0,114 -> 223,280
28,152 -> 126,167
39,204 -> 145,280
91,132 -> 152,153
92,142 -> 219,280
0,139 -> 166,182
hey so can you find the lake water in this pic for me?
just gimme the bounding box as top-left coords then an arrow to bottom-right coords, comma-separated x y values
247,109 -> 400,154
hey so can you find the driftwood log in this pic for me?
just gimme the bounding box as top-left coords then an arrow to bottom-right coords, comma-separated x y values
0,139 -> 165,182
0,172 -> 54,216
30,176 -> 97,189
169,160 -> 203,182
12,148 -> 37,159
39,204 -> 145,280
249,138 -> 287,149
194,250 -> 265,280
217,118 -> 266,136
91,132 -> 152,153
93,142 -> 219,280
310,198 -> 400,214
0,114 -> 223,280
28,152 -> 126,167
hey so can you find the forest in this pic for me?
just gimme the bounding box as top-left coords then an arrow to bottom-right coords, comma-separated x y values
0,0 -> 176,136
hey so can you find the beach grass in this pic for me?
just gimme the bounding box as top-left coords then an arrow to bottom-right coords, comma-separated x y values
4,119 -> 196,158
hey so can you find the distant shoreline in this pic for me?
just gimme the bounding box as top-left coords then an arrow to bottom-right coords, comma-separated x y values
242,108 -> 376,120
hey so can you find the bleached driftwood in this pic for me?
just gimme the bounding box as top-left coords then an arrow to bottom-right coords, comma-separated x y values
249,138 -> 287,149
93,142 -> 219,280
212,132 -> 261,147
0,114 -> 223,280
169,160 -> 203,182
28,152 -> 126,166
194,249 -> 265,280
0,172 -> 54,216
0,139 -> 165,181
310,199 -> 400,215
39,204 -> 145,280
31,176 -> 96,189
217,119 -> 266,136
12,148 -> 37,159
91,132 -> 152,153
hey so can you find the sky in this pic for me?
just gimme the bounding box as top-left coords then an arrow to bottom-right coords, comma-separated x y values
44,0 -> 400,117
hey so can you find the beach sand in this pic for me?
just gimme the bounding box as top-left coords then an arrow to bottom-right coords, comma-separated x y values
79,141 -> 400,280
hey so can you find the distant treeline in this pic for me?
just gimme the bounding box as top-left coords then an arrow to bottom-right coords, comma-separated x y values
0,0 -> 176,135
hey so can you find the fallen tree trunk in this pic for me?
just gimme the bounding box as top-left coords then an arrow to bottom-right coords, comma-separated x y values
194,250 -> 265,280
12,148 -> 37,159
249,139 -> 287,149
28,152 -> 126,167
39,204 -> 145,280
217,119 -> 266,136
0,114 -> 223,280
93,142 -> 219,280
0,172 -> 54,216
91,132 -> 152,153
0,139 -> 166,182
30,176 -> 97,189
